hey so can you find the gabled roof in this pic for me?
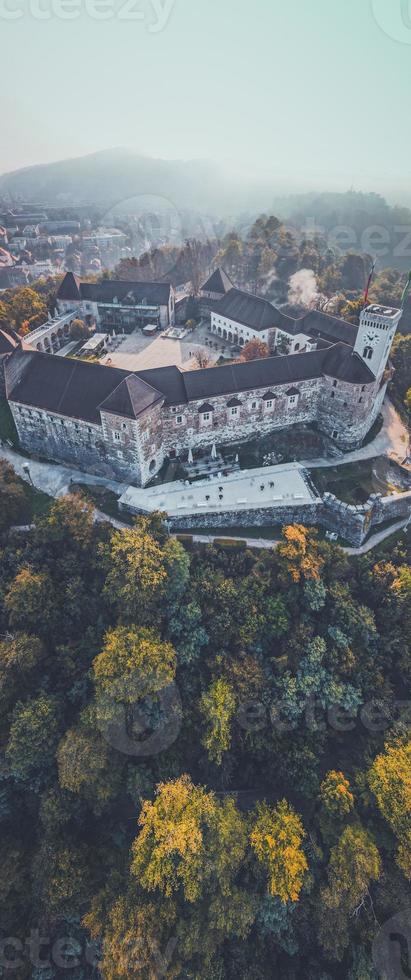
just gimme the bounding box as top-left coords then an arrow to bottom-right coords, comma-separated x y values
286,387 -> 300,396
137,365 -> 188,406
0,327 -> 19,355
198,402 -> 214,413
99,374 -> 163,419
323,344 -> 375,384
227,396 -> 242,407
57,273 -> 172,307
7,351 -> 134,424
214,287 -> 278,331
56,271 -> 82,301
298,310 -> 358,347
201,267 -> 233,295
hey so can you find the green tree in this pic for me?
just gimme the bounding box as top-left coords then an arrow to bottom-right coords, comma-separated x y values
0,461 -> 26,531
319,825 -> 381,958
57,715 -> 122,813
103,524 -> 178,624
6,695 -> 60,781
0,632 -> 45,714
69,317 -> 89,340
93,626 -> 176,702
200,678 -> 237,765
4,567 -> 56,635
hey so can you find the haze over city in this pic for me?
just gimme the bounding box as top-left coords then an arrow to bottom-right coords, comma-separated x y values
2,0 -> 411,204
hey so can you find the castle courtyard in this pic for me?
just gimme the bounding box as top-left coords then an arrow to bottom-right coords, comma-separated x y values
99,321 -> 223,372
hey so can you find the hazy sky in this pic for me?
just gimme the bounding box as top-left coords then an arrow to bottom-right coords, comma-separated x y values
1,0 -> 410,193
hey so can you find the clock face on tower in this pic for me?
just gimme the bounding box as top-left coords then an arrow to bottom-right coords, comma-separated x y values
364,330 -> 380,345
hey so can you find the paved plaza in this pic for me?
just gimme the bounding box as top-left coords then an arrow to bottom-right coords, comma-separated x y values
99,321 -> 231,372
119,462 -> 319,518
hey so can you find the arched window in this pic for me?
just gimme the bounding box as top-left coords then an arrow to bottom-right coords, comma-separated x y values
363,346 -> 373,360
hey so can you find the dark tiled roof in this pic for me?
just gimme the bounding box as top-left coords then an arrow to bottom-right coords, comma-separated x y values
201,267 -> 233,295
57,273 -> 172,307
198,402 -> 214,413
99,375 -> 163,419
6,342 -> 375,427
262,390 -> 276,400
179,350 -> 330,401
56,272 -> 81,301
323,344 -> 374,384
137,365 -> 187,406
214,288 -> 279,331
227,396 -> 242,407
81,279 -> 171,306
286,387 -> 300,396
293,310 -> 358,346
7,352 -> 135,424
0,328 -> 19,354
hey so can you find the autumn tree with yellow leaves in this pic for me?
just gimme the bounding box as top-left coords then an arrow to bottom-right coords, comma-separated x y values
250,800 -> 308,902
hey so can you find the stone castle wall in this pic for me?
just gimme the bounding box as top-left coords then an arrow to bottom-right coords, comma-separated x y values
9,403 -> 142,484
125,488 -> 411,547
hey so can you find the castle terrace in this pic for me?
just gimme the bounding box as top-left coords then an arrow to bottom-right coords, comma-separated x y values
118,462 -> 319,518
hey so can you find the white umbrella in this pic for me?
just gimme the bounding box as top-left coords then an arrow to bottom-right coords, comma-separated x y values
211,443 -> 217,460
188,447 -> 194,464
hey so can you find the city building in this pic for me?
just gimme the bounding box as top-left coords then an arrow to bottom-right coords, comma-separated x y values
56,272 -> 175,331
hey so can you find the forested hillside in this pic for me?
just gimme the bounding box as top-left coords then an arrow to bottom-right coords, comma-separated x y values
0,489 -> 409,978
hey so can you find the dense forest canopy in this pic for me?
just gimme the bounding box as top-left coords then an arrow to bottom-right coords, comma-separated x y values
0,484 -> 409,979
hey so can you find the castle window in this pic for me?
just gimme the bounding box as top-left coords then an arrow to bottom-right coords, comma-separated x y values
230,406 -> 239,417
363,346 -> 373,360
113,430 -> 121,442
202,412 -> 210,422
251,401 -> 257,410
265,400 -> 273,409
333,380 -> 337,387
359,397 -> 363,403
331,391 -> 335,398
176,415 -> 183,425
288,395 -> 297,405
361,385 -> 366,392
122,422 -> 127,430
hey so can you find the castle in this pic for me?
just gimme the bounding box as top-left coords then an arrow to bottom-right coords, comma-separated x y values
0,270 -> 403,487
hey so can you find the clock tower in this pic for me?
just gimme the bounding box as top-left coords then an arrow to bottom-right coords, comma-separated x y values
354,304 -> 403,381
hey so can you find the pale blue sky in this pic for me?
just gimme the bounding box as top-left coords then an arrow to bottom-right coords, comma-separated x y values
1,0 -> 410,195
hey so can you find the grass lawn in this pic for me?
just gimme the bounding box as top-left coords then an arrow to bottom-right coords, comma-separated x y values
21,481 -> 52,521
311,459 -> 380,505
175,524 -> 283,541
0,398 -> 19,447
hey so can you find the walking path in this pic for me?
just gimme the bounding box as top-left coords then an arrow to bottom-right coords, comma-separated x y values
300,399 -> 409,469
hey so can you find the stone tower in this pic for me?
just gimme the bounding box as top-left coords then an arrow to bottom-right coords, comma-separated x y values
354,304 -> 402,381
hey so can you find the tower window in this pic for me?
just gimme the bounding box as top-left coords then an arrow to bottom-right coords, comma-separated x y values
363,346 -> 373,360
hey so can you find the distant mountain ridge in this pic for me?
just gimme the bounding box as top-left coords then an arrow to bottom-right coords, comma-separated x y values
0,148 -> 237,213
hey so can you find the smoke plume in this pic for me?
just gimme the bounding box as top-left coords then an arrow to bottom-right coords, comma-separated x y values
288,269 -> 319,309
